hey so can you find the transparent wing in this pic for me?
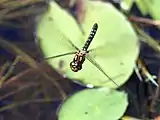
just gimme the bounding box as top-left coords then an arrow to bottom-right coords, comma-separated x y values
86,55 -> 119,87
44,51 -> 76,60
61,36 -> 79,50
42,26 -> 80,62
86,54 -> 137,104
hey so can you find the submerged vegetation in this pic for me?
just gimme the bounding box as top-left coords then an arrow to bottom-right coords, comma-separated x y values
0,0 -> 160,120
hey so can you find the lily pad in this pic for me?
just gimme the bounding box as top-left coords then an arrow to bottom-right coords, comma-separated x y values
37,1 -> 139,88
147,0 -> 160,20
58,87 -> 128,120
135,0 -> 150,15
122,0 -> 160,20
135,0 -> 160,20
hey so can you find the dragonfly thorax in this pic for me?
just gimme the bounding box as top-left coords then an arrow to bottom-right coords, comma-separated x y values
69,23 -> 98,72
70,50 -> 86,72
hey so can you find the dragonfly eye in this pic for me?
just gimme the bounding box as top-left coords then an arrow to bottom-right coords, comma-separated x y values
70,61 -> 79,72
70,61 -> 78,67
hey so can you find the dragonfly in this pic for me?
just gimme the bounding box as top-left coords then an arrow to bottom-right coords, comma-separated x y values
44,23 -> 119,87
70,23 -> 98,72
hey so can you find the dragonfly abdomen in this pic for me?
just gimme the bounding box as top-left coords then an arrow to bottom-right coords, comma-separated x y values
70,23 -> 98,72
82,23 -> 98,51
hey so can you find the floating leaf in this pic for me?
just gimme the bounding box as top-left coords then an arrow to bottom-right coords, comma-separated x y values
121,0 -> 149,15
37,1 -> 139,88
58,87 -> 128,120
130,0 -> 160,20
146,0 -> 160,20
135,0 -> 150,15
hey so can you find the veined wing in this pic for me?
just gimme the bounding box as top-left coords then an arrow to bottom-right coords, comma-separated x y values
43,27 -> 80,60
86,55 -> 119,87
44,51 -> 76,60
59,23 -> 98,52
86,54 -> 138,109
44,48 -> 96,60
43,37 -> 91,61
61,36 -> 79,51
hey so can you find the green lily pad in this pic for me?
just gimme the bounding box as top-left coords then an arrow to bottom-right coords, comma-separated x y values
147,0 -> 160,20
123,0 -> 160,20
135,0 -> 150,15
37,1 -> 139,88
58,87 -> 128,120
136,0 -> 160,20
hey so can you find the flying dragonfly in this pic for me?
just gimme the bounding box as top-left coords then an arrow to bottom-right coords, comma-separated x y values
70,23 -> 98,72
45,23 -> 119,87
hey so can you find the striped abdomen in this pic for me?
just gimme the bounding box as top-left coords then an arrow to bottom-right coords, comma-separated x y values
82,23 -> 98,51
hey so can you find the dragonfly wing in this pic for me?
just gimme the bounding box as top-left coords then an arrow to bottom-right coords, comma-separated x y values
61,36 -> 79,51
44,51 -> 76,60
86,55 -> 119,87
86,54 -> 137,107
86,46 -> 139,89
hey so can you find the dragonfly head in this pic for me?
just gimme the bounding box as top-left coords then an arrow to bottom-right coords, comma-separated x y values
70,61 -> 82,72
